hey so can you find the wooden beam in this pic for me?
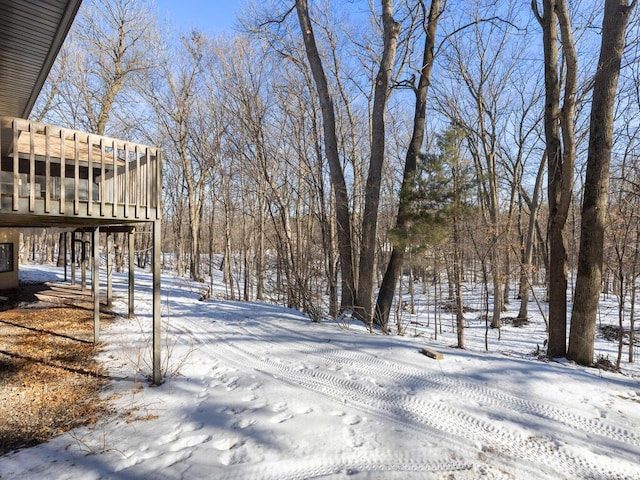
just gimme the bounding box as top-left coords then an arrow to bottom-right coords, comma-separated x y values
421,347 -> 444,360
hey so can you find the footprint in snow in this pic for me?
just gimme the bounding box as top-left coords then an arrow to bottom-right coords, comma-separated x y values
168,434 -> 212,452
222,406 -> 246,415
271,402 -> 288,413
270,412 -> 294,424
348,427 -> 364,448
232,418 -> 256,430
155,448 -> 194,469
212,435 -> 245,451
177,421 -> 205,433
157,432 -> 179,446
343,414 -> 361,426
220,447 -> 248,466
291,404 -> 313,415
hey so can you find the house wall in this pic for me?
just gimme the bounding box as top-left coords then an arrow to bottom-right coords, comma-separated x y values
0,228 -> 19,289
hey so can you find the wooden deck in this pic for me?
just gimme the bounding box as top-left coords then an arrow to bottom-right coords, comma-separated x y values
0,117 -> 161,227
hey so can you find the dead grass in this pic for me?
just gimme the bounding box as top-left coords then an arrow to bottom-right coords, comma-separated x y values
0,297 -> 115,455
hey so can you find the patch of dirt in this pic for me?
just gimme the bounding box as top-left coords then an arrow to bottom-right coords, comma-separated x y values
0,289 -> 115,455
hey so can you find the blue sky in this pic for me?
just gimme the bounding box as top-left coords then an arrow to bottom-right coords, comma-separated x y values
154,0 -> 243,35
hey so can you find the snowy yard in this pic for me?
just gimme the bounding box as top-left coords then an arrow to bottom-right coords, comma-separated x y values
0,264 -> 639,479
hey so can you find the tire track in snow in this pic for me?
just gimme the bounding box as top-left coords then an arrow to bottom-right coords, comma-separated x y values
225,316 -> 640,452
172,318 -> 480,478
223,316 -> 640,453
218,455 -> 475,480
300,345 -> 640,449
175,313 -> 639,479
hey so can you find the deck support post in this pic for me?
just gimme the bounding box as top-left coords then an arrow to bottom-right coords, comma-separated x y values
70,231 -> 76,285
152,220 -> 162,385
81,234 -> 87,291
92,227 -> 100,345
106,232 -> 113,308
63,232 -> 67,282
128,228 -> 135,318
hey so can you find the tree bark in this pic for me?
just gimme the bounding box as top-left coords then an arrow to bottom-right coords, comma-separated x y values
569,0 -> 636,365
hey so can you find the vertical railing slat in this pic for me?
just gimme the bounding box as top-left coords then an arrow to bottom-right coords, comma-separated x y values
12,120 -> 19,211
145,147 -> 151,220
0,117 -> 3,210
0,118 -> 3,212
60,129 -> 66,214
156,150 -> 162,220
74,133 -> 79,215
87,134 -> 93,216
100,138 -> 105,216
135,144 -> 140,219
124,143 -> 129,218
45,126 -> 51,213
29,124 -> 35,212
112,140 -> 117,218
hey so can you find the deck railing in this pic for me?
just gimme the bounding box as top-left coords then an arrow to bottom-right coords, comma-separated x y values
0,117 -> 161,222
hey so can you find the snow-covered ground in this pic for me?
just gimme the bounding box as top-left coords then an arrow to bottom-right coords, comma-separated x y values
1,264 -> 639,479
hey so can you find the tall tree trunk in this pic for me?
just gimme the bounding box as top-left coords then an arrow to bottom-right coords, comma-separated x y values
355,0 -> 400,324
629,222 -> 638,363
453,196 -> 465,349
296,0 -> 355,311
517,153 -> 547,321
568,0 -> 636,365
532,0 -> 577,357
375,0 -> 440,330
256,194 -> 266,301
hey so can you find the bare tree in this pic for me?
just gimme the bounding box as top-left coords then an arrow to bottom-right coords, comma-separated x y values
354,0 -> 401,324
64,0 -> 157,136
148,32 -> 214,281
531,0 -> 578,356
375,0 -> 441,330
295,0 -> 356,311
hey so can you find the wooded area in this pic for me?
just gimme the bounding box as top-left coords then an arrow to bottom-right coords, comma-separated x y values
27,0 -> 640,368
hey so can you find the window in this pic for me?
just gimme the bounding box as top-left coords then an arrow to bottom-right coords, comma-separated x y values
0,243 -> 14,273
